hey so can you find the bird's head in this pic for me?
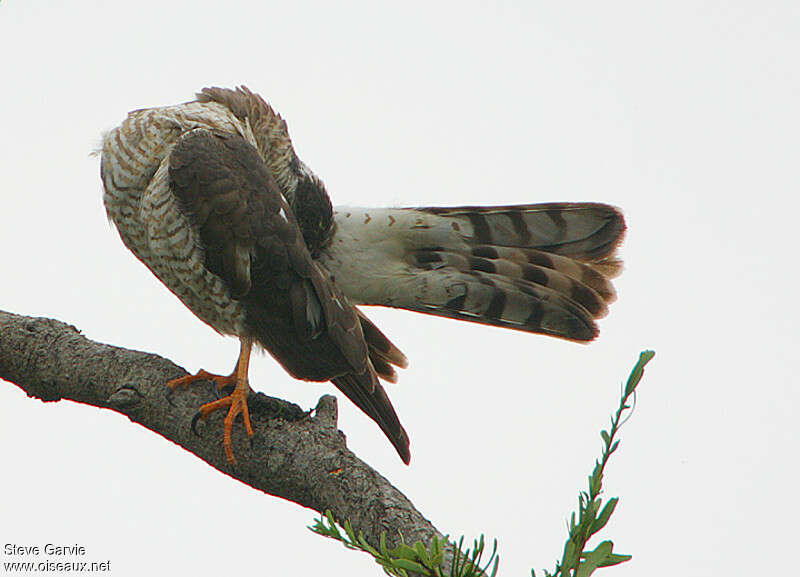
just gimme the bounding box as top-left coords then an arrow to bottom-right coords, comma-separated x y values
292,175 -> 334,257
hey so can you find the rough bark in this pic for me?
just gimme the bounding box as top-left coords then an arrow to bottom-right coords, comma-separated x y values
0,309 -> 446,571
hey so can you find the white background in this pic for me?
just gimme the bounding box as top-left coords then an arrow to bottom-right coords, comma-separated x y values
1,2 -> 797,576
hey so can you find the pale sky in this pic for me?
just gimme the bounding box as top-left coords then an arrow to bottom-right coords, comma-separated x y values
1,2 -> 798,576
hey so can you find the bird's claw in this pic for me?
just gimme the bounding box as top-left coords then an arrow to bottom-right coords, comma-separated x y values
191,411 -> 205,436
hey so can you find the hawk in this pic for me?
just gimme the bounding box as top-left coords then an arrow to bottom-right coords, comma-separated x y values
100,86 -> 625,464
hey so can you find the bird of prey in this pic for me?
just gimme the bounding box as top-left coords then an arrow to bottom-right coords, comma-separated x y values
100,86 -> 625,465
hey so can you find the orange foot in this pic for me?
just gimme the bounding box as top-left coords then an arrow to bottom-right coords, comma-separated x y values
166,338 -> 255,464
167,369 -> 236,396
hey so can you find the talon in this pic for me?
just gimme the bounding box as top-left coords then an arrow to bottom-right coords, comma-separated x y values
166,339 -> 255,464
191,411 -> 204,436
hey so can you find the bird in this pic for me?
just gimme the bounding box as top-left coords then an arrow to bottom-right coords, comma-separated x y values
100,86 -> 625,465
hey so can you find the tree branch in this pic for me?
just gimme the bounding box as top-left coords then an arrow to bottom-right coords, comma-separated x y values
0,309 -> 442,561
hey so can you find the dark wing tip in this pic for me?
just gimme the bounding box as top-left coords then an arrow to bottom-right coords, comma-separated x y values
331,372 -> 411,465
398,438 -> 411,465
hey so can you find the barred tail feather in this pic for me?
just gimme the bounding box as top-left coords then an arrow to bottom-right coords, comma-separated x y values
417,203 -> 625,263
321,203 -> 625,343
393,266 -> 599,341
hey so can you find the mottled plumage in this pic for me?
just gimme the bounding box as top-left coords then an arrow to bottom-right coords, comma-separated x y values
100,86 -> 625,464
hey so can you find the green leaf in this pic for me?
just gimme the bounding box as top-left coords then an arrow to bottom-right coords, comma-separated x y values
451,536 -> 465,576
563,539 -> 578,566
391,543 -> 420,560
574,540 -> 613,577
415,541 -> 432,566
589,473 -> 602,496
586,540 -> 613,559
590,498 -> 619,535
482,540 -> 499,577
357,533 -> 380,557
430,535 -> 442,559
575,541 -> 633,576
393,558 -> 431,575
625,350 -> 655,396
344,519 -> 357,542
599,553 -> 632,567
308,519 -> 324,535
325,510 -> 342,539
430,550 -> 444,571
376,557 -> 404,576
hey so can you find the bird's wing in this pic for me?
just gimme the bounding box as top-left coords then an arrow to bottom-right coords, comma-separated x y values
165,128 -> 411,462
318,204 -> 625,342
194,87 -> 409,380
164,128 -> 359,371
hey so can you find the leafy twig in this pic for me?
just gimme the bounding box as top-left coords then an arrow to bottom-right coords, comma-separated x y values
537,350 -> 655,577
310,350 -> 655,577
310,510 -> 498,577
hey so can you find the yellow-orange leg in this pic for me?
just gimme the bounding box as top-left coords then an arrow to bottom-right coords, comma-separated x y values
166,337 -> 255,464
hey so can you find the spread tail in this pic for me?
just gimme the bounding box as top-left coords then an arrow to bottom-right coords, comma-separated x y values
321,202 -> 625,342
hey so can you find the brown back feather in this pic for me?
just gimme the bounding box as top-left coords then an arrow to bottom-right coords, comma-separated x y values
197,86 -> 303,205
